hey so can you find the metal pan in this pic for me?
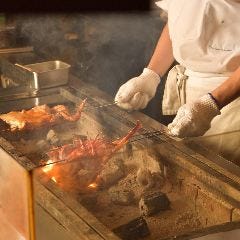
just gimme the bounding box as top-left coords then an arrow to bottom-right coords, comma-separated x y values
15,60 -> 71,89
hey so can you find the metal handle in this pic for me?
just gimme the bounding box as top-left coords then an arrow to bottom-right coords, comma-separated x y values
0,46 -> 33,54
14,63 -> 33,72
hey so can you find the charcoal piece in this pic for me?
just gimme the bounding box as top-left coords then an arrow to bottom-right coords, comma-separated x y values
113,217 -> 150,240
46,129 -> 59,145
36,139 -> 48,149
139,191 -> 170,216
79,193 -> 98,208
98,158 -> 125,187
137,168 -> 165,191
108,188 -> 135,206
136,168 -> 155,189
77,169 -> 97,188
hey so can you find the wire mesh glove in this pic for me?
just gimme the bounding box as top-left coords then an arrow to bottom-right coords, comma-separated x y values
115,68 -> 160,111
168,94 -> 221,138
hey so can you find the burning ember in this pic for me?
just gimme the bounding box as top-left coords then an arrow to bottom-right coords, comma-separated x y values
0,100 -> 86,131
41,121 -> 142,192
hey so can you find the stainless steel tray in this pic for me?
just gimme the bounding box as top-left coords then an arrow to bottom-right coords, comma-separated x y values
16,60 -> 71,89
0,58 -> 70,102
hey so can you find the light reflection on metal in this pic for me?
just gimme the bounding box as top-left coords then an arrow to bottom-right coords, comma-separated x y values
33,72 -> 39,89
42,160 -> 58,183
34,97 -> 40,106
88,183 -> 97,189
51,177 -> 57,183
42,160 -> 54,173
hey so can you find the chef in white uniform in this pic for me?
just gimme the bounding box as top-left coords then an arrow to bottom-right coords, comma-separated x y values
115,0 -> 240,161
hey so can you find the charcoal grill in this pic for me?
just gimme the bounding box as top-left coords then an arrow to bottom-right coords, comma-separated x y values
1,60 -> 240,240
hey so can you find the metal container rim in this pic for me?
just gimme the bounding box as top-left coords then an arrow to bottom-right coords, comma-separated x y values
24,60 -> 71,74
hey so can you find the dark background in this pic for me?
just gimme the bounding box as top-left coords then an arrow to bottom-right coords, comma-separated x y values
0,0 -> 151,12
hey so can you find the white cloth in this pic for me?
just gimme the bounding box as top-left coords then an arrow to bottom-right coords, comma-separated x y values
156,0 -> 240,74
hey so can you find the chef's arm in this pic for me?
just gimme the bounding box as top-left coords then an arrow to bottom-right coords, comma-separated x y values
211,66 -> 240,109
168,66 -> 240,137
147,23 -> 175,77
115,23 -> 175,111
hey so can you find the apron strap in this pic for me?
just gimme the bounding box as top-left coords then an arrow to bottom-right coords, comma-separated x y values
162,65 -> 188,115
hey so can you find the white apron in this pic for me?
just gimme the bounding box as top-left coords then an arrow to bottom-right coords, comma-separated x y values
156,0 -> 240,162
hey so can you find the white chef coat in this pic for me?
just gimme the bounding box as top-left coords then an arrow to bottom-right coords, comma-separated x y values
156,0 -> 240,161
156,0 -> 240,74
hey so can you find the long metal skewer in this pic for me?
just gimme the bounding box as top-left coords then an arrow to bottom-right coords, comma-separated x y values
129,130 -> 166,143
86,102 -> 118,109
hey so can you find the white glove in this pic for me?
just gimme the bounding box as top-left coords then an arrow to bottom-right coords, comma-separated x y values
168,94 -> 221,138
115,68 -> 160,110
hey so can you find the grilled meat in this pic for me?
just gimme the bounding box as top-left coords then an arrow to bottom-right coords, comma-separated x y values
0,100 -> 86,131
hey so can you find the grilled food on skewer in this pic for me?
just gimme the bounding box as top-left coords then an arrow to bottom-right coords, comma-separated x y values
44,121 -> 142,191
48,120 -> 142,163
0,99 -> 86,131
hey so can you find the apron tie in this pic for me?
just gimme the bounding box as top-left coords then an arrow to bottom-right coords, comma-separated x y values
162,65 -> 188,115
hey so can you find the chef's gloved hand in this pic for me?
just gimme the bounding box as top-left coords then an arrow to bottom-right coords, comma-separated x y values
115,68 -> 160,111
168,94 -> 221,138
